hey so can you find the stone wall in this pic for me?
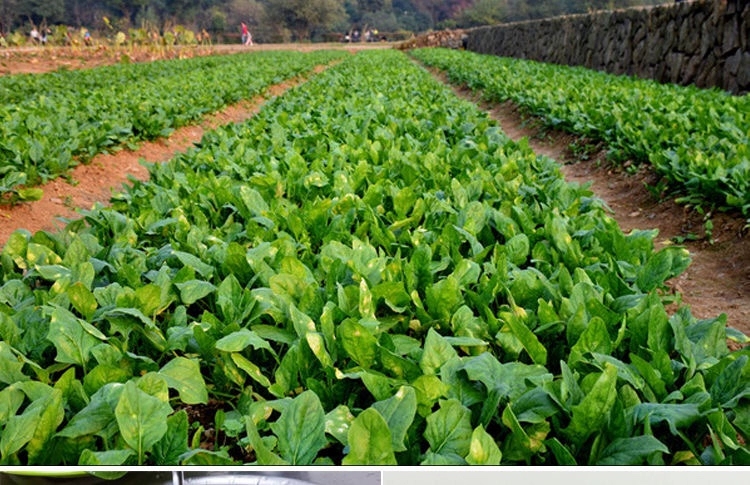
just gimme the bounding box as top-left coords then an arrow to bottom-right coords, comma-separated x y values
466,0 -> 749,94
397,29 -> 467,50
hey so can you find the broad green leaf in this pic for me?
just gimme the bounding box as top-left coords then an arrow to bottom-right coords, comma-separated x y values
83,364 -> 130,395
231,352 -> 272,387
564,363 -> 618,446
238,185 -> 270,217
67,282 -> 98,319
380,347 -> 422,381
462,352 -> 552,402
359,278 -> 375,319
290,304 -> 332,368
342,407 -> 397,465
253,324 -> 295,345
159,357 -> 208,405
443,336 -> 488,347
0,312 -> 21,350
0,387 -> 25,426
420,328 -> 458,375
501,306 -> 547,365
706,410 -> 743,452
13,381 -> 53,402
172,250 -> 215,279
501,404 -> 549,462
135,284 -> 166,317
596,435 -> 669,465
412,374 -> 450,416
34,264 -> 71,282
180,449 -> 237,465
372,281 -> 410,313
421,450 -> 466,465
137,372 -> 170,402
630,353 -> 668,400
450,304 -> 489,342
710,355 -> 750,408
79,449 -> 135,466
466,424 -> 502,465
506,233 -> 530,266
372,386 -> 417,452
114,380 -> 173,464
175,280 -> 216,305
425,275 -> 462,321
56,383 -> 123,440
424,398 -> 472,457
511,387 -> 559,424
0,342 -> 28,385
546,437 -> 577,465
25,388 -> 65,465
630,402 -> 702,435
245,415 -> 288,465
216,272 -> 246,321
2,231 -> 29,270
568,316 -> 611,368
27,242 -> 61,267
338,319 -> 379,369
325,405 -> 356,446
591,353 -> 645,390
636,247 -> 690,292
0,388 -> 61,460
289,302 -> 317,337
219,241 -> 252,284
151,410 -> 189,465
270,390 -> 327,465
733,403 -> 750,439
47,306 -> 105,367
17,187 -> 44,202
104,307 -> 154,330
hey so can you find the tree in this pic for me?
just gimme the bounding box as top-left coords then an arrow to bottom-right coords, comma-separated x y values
457,0 -> 507,27
17,0 -> 66,25
412,0 -> 470,28
263,0 -> 346,40
0,0 -> 21,33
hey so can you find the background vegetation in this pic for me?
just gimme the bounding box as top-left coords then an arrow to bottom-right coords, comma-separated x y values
0,0 -> 672,44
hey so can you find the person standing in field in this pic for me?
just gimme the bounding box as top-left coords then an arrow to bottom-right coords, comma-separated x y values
241,22 -> 253,46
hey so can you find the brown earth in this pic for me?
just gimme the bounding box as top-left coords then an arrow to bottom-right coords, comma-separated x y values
1,46 -> 749,340
0,42 -> 393,75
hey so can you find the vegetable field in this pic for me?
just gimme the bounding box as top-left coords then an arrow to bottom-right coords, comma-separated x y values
0,50 -> 346,203
0,49 -> 749,465
412,48 -> 750,216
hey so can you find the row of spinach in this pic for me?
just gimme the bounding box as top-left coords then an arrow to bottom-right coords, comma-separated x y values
411,48 -> 750,217
0,49 -> 748,465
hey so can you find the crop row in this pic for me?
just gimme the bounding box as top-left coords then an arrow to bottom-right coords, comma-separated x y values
0,50 -> 347,203
411,48 -> 750,216
0,49 -> 748,465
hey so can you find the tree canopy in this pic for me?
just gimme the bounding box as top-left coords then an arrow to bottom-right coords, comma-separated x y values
0,0 -> 672,42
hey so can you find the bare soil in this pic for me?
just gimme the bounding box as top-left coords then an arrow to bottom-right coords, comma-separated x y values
0,42 -> 392,75
1,46 -> 749,340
